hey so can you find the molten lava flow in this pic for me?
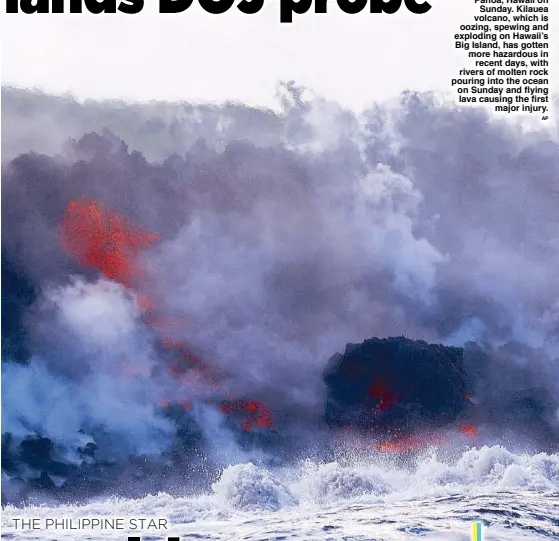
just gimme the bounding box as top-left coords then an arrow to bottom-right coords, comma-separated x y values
367,423 -> 476,453
346,430 -> 447,453
219,400 -> 274,430
60,199 -> 274,432
460,423 -> 478,439
60,199 -> 159,288
373,433 -> 446,453
157,320 -> 273,432
182,352 -> 199,365
368,379 -> 398,411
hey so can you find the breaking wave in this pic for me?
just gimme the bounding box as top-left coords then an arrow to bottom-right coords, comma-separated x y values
2,446 -> 558,540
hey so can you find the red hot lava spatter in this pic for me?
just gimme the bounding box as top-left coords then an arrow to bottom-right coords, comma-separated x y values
367,379 -> 399,411
372,433 -> 447,452
346,422 -> 479,454
59,199 -> 274,432
347,426 -> 479,454
220,400 -> 274,431
459,423 -> 478,439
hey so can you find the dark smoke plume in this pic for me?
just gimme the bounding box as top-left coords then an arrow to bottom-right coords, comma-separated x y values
2,85 -> 559,505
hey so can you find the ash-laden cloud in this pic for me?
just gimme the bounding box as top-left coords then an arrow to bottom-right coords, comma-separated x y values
2,85 -> 559,505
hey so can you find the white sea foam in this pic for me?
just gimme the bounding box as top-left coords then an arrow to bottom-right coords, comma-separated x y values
2,446 -> 558,541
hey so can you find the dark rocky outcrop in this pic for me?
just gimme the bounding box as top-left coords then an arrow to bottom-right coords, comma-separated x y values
323,337 -> 468,434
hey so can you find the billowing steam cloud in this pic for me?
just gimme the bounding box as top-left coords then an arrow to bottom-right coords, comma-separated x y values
2,85 -> 559,505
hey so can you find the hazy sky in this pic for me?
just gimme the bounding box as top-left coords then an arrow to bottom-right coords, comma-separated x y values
2,0 -> 558,110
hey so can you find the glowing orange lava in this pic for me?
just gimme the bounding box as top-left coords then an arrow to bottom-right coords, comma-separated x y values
368,379 -> 398,411
373,433 -> 446,453
60,199 -> 159,288
459,423 -> 478,439
219,400 -> 274,430
60,199 -> 274,432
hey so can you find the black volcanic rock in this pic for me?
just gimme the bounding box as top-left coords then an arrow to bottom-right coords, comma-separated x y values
323,337 -> 467,433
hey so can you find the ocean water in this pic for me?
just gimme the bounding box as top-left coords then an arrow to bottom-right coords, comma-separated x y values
2,445 -> 558,541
